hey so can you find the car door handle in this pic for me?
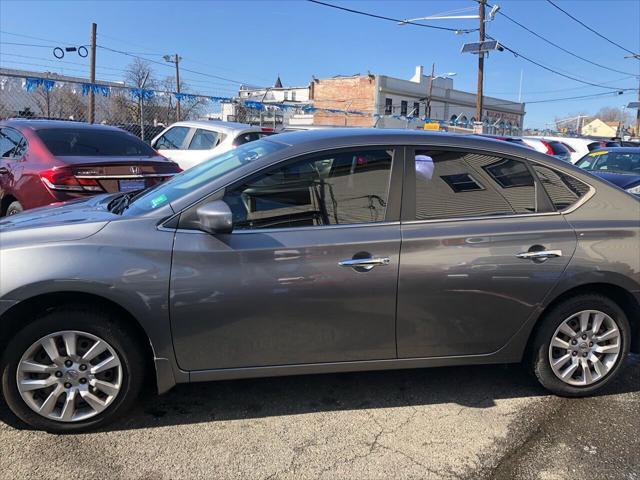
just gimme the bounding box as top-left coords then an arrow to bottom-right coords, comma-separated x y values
338,257 -> 390,271
516,250 -> 563,261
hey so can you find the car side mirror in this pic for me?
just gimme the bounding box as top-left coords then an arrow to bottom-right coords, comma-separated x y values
196,200 -> 233,234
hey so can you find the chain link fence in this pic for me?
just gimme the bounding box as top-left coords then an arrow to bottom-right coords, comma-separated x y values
0,72 -> 224,142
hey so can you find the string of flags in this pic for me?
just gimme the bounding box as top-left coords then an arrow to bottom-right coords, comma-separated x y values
16,74 -> 369,117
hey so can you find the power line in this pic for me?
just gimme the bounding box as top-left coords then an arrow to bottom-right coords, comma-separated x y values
489,35 -> 633,91
495,9 -> 637,76
0,41 -> 55,48
97,45 -> 247,85
306,0 -> 477,32
486,75 -> 637,96
545,0 -> 639,56
0,30 -> 83,46
491,90 -> 629,107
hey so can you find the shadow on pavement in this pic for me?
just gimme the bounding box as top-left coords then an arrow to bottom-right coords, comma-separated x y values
1,356 -> 638,432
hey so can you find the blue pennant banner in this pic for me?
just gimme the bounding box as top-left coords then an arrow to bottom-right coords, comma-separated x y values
174,92 -> 197,102
129,88 -> 155,100
24,77 -> 55,92
81,83 -> 110,97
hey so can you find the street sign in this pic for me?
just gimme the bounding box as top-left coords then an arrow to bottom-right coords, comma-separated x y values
461,40 -> 503,54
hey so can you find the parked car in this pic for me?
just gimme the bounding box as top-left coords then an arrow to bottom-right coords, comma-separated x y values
151,120 -> 274,170
0,120 -> 181,216
576,147 -> 640,195
477,134 -> 533,149
534,137 -> 621,163
1,129 -> 638,432
521,137 -> 572,162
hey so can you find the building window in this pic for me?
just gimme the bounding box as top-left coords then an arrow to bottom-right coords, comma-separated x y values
284,92 -> 289,100
401,100 -> 408,116
384,98 -> 392,115
413,102 -> 420,117
291,91 -> 296,101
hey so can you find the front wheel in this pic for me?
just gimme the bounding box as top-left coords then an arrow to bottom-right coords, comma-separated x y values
1,307 -> 145,432
5,201 -> 23,216
530,294 -> 630,396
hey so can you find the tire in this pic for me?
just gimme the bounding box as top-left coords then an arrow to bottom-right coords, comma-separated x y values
1,306 -> 145,433
5,201 -> 23,216
529,294 -> 630,397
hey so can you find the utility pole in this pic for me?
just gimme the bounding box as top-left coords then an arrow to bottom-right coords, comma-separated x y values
88,22 -> 97,123
163,54 -> 182,121
476,0 -> 486,127
426,63 -> 435,119
623,53 -> 640,137
139,72 -> 149,142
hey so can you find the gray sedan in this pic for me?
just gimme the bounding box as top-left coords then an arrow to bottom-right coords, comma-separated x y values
0,129 -> 638,433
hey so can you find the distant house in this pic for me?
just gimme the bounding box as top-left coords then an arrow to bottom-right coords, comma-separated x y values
581,118 -> 618,137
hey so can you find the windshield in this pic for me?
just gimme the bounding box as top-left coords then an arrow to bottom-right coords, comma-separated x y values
124,139 -> 286,215
577,151 -> 640,174
38,128 -> 157,157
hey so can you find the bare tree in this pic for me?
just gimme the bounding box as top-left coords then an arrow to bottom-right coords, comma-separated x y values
595,106 -> 629,123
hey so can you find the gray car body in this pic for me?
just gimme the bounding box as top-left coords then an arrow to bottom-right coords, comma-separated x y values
0,129 -> 639,394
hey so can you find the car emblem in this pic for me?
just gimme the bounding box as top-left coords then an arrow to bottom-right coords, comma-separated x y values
130,166 -> 141,175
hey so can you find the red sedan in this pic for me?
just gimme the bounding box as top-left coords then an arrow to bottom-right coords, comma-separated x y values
0,119 -> 181,215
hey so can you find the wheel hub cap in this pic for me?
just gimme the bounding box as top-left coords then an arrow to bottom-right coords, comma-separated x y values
548,310 -> 621,387
16,330 -> 123,423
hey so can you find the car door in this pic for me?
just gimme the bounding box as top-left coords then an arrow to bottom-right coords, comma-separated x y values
153,125 -> 193,168
170,146 -> 403,371
0,128 -> 27,207
396,147 -> 580,358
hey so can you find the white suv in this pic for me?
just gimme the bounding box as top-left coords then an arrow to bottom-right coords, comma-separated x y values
151,120 -> 273,170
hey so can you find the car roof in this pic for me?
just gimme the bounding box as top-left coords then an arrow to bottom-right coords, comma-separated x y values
266,128 -> 546,157
167,120 -> 261,134
588,147 -> 640,154
0,119 -> 125,132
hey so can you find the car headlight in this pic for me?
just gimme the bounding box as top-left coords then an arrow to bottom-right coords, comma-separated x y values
626,184 -> 640,195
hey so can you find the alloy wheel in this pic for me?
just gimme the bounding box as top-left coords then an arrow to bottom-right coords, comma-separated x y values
16,330 -> 123,422
548,310 -> 621,387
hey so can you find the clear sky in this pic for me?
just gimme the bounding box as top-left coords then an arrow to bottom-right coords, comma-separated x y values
1,0 -> 639,128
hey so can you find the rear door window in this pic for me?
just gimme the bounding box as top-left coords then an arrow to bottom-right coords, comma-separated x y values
154,126 -> 190,150
412,150 -> 544,221
531,165 -> 591,210
188,129 -> 223,150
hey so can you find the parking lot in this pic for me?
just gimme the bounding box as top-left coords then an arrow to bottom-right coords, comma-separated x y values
1,355 -> 638,480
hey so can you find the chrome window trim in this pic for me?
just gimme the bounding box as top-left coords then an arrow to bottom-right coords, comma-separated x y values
402,211 -> 561,226
163,221 -> 401,235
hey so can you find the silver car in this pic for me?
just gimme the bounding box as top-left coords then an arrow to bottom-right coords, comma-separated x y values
1,129 -> 638,432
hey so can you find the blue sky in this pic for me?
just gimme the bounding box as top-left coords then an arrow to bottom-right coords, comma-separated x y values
1,0 -> 638,128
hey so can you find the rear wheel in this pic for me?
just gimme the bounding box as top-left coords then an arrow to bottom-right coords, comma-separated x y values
1,307 -> 145,432
5,201 -> 23,216
530,294 -> 630,396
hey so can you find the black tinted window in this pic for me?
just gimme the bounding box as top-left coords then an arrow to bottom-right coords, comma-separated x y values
532,165 -> 590,210
414,150 -> 538,220
224,149 -> 393,229
233,131 -> 271,146
154,126 -> 189,150
38,128 -> 156,156
0,128 -> 26,158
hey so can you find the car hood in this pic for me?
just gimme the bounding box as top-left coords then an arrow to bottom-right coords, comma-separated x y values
590,171 -> 640,189
0,195 -> 116,248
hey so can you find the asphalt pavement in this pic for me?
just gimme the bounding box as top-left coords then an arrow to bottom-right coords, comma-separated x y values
1,355 -> 638,479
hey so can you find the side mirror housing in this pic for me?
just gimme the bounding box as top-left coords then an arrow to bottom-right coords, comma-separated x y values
196,200 -> 233,234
